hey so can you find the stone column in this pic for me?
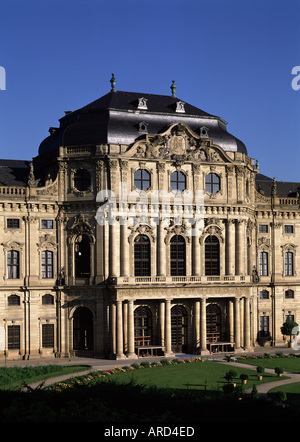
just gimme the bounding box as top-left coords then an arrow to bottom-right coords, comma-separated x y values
158,220 -> 166,276
110,302 -> 116,357
244,297 -> 252,350
109,221 -> 120,278
237,219 -> 246,275
200,297 -> 209,354
164,299 -> 173,356
228,299 -> 234,342
192,234 -> 201,276
116,300 -> 125,359
234,298 -> 241,350
226,219 -> 235,275
160,301 -> 165,348
194,300 -> 200,352
127,300 -> 136,357
120,223 -> 129,276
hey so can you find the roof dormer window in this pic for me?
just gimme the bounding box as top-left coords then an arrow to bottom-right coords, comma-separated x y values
138,121 -> 148,134
200,126 -> 209,137
175,101 -> 185,113
138,97 -> 148,110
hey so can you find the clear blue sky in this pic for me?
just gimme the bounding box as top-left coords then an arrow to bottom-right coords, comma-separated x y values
0,0 -> 299,181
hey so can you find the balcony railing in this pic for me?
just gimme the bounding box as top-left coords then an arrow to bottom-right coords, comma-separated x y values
109,275 -> 251,285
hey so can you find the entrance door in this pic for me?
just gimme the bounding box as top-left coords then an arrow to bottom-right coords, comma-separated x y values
73,307 -> 94,355
171,305 -> 187,353
134,306 -> 152,345
206,304 -> 221,342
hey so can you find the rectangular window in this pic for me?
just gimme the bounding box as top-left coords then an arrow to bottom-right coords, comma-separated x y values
259,316 -> 269,338
8,325 -> 20,350
260,290 -> 269,299
259,225 -> 268,233
41,251 -> 53,278
285,290 -> 294,299
7,218 -> 20,229
42,324 -> 54,348
259,252 -> 268,276
7,250 -> 19,279
286,314 -> 295,322
284,225 -> 294,234
285,252 -> 294,276
41,220 -> 54,229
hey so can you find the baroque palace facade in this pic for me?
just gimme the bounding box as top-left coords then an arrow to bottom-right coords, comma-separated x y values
1,77 -> 300,360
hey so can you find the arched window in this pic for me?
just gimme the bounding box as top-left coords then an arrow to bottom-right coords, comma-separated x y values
134,169 -> 150,191
7,250 -> 19,279
134,234 -> 150,276
285,251 -> 294,276
75,235 -> 91,277
259,251 -> 268,276
74,169 -> 91,191
205,235 -> 220,275
170,235 -> 186,276
205,173 -> 220,194
170,171 -> 186,192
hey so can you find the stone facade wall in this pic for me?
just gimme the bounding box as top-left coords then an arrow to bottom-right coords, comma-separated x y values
0,122 -> 299,360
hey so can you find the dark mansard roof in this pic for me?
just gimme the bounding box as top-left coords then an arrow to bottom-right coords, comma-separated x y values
38,89 -> 248,156
255,173 -> 300,198
0,159 -> 31,186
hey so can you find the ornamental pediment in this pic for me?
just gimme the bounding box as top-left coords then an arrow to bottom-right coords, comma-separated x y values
124,123 -> 232,164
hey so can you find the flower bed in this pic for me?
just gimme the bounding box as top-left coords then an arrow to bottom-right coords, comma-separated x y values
237,352 -> 299,360
51,357 -> 204,391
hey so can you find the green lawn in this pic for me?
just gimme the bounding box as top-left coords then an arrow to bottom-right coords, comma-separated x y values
236,355 -> 300,373
0,364 -> 90,390
96,361 -> 284,393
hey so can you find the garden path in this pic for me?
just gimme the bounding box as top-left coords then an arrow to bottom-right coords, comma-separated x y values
226,360 -> 300,399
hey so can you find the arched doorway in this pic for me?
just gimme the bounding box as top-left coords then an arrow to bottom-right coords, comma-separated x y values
206,303 -> 221,343
73,307 -> 94,356
134,306 -> 152,347
171,304 -> 187,353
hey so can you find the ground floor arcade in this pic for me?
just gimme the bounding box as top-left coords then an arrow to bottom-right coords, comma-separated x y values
1,283 -> 298,360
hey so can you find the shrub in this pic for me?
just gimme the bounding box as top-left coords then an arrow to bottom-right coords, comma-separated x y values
240,373 -> 248,381
256,366 -> 265,375
274,391 -> 287,403
224,370 -> 237,383
275,367 -> 284,376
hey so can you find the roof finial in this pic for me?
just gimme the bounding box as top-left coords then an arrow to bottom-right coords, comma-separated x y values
110,73 -> 116,92
170,80 -> 177,97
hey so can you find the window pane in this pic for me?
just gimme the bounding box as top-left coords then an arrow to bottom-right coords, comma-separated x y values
134,169 -> 150,191
8,325 -> 20,350
205,173 -> 220,194
285,252 -> 293,276
134,235 -> 150,276
170,235 -> 186,276
7,250 -> 19,279
7,219 -> 20,228
42,324 -> 54,348
205,235 -> 220,275
259,252 -> 268,276
42,251 -> 53,278
170,171 -> 186,192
